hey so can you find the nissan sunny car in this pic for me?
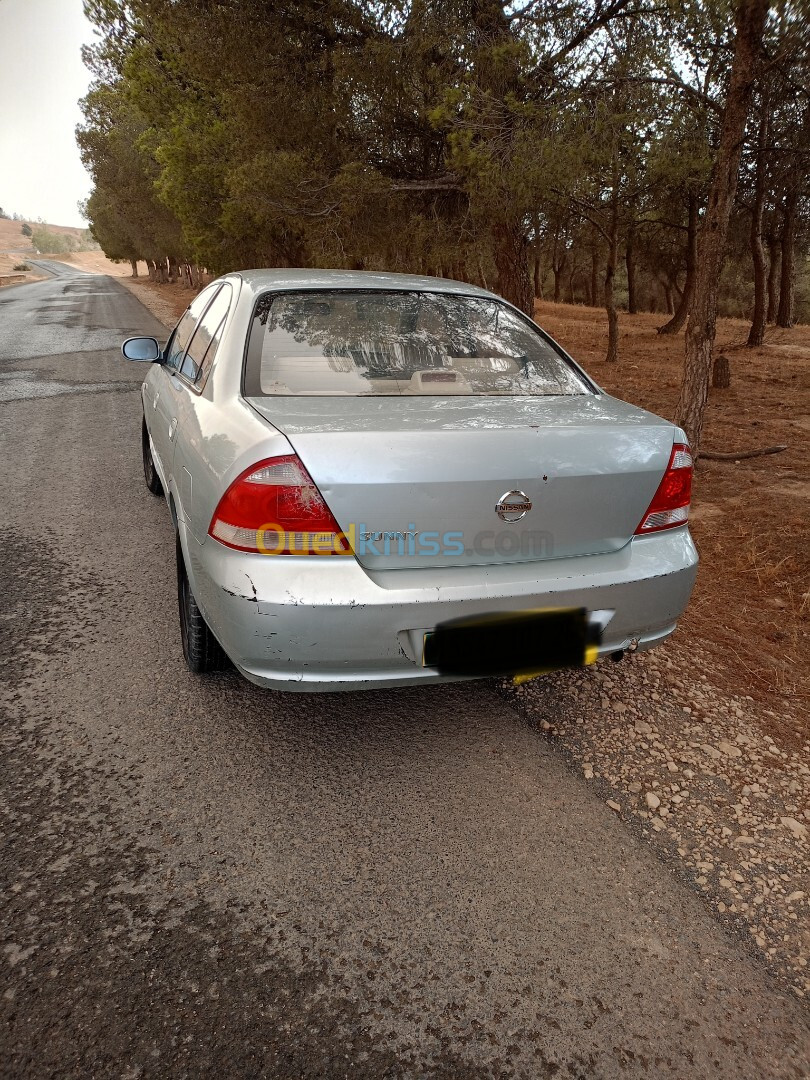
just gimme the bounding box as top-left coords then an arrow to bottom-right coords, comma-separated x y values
123,270 -> 698,691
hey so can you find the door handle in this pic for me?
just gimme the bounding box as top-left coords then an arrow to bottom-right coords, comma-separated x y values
169,418 -> 177,440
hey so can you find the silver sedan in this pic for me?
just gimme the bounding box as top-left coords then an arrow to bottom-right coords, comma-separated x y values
123,270 -> 698,691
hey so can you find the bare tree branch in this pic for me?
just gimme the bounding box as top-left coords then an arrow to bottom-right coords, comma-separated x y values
698,445 -> 788,460
391,176 -> 463,193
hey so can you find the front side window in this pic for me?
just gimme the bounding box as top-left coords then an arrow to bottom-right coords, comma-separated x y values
244,290 -> 592,397
180,283 -> 233,385
165,283 -> 220,371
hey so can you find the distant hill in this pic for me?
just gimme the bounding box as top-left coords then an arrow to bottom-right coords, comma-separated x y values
0,216 -> 136,282
0,216 -> 97,255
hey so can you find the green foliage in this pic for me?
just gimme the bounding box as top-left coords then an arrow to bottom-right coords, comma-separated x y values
76,0 -> 810,322
29,227 -> 96,255
31,228 -> 77,254
21,223 -> 33,237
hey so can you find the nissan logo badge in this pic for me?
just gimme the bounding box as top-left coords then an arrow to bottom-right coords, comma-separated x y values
496,490 -> 532,522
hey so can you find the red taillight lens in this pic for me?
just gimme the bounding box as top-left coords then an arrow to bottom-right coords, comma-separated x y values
209,455 -> 351,555
634,443 -> 693,535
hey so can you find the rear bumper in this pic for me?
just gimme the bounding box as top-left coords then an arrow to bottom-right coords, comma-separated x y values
184,527 -> 698,692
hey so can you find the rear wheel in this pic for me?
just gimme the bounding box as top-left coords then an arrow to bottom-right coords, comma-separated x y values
142,419 -> 163,496
177,537 -> 227,673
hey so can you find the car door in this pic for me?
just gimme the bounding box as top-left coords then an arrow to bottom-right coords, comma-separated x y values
150,284 -> 221,488
167,283 -> 234,541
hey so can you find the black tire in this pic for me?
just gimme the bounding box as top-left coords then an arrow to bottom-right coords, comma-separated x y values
142,419 -> 163,496
177,537 -> 228,673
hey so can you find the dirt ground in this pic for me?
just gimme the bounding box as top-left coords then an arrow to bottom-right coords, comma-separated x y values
0,219 -> 41,282
50,250 -> 135,276
534,301 -> 809,734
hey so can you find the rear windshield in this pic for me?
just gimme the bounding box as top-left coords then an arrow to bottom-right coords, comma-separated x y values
244,290 -> 592,397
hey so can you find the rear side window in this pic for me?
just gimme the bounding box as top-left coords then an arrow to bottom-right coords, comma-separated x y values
244,290 -> 591,397
180,283 -> 233,386
165,283 -> 220,371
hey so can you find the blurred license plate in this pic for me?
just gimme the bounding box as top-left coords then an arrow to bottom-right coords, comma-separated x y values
422,607 -> 600,678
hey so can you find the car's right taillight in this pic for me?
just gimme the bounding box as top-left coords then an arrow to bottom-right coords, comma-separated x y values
209,454 -> 352,555
634,443 -> 693,535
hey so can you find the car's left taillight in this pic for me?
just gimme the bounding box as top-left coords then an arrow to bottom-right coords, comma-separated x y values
634,442 -> 693,535
208,454 -> 351,555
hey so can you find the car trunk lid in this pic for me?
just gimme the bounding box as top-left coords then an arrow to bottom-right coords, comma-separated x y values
246,394 -> 676,570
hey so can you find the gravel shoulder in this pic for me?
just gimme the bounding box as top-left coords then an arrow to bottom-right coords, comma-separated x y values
115,273 -> 197,328
500,639 -> 810,999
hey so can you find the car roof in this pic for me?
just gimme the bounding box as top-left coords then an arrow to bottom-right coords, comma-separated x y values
230,268 -> 500,301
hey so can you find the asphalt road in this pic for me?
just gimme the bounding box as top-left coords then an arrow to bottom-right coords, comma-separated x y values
26,259 -> 85,279
1,267 -> 807,1079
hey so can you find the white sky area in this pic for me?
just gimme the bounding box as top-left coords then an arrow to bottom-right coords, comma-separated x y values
0,0 -> 96,226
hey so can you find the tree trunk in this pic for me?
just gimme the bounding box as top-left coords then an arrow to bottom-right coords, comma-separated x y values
476,255 -> 489,291
678,0 -> 768,455
590,243 -> 599,307
129,259 -> 138,278
493,219 -> 533,314
552,248 -> 567,303
776,184 -> 798,327
470,2 -> 530,312
533,255 -> 542,300
167,255 -> 178,284
604,245 -> 619,363
766,230 -> 780,322
712,354 -> 731,388
661,278 -> 674,314
625,225 -> 638,314
658,195 -> 698,334
747,92 -> 769,347
604,163 -> 620,363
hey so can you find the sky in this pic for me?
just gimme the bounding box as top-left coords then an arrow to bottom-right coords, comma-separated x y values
0,0 -> 96,227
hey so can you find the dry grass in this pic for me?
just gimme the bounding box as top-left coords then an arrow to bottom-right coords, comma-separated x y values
0,218 -> 41,282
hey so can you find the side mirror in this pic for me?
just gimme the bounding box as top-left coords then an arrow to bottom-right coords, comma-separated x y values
122,336 -> 162,362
